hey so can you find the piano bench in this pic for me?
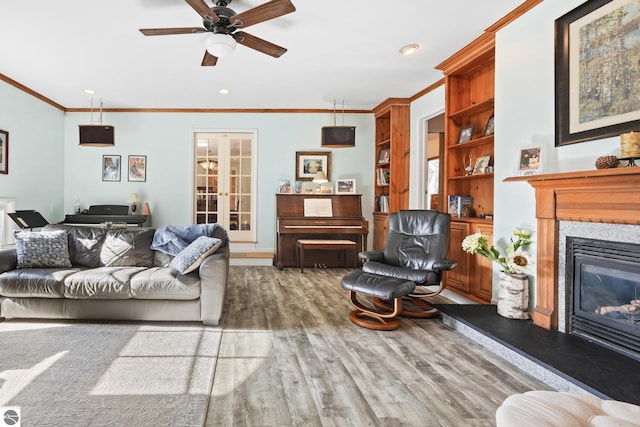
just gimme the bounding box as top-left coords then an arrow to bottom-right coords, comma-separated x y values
296,239 -> 357,273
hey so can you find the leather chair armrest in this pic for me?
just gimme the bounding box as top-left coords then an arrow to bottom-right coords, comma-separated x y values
0,248 -> 17,273
432,259 -> 457,271
358,251 -> 384,263
198,245 -> 230,326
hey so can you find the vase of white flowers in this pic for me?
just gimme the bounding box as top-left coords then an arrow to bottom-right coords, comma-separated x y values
462,228 -> 534,319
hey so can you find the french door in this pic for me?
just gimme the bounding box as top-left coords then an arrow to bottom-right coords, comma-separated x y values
194,131 -> 255,242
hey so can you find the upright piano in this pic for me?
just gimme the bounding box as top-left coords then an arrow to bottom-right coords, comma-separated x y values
275,194 -> 368,269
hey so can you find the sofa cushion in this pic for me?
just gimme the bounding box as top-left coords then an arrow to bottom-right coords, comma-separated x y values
45,225 -> 106,268
101,228 -> 155,267
15,230 -> 72,268
169,236 -> 222,274
0,268 -> 81,298
64,267 -> 145,299
130,267 -> 200,300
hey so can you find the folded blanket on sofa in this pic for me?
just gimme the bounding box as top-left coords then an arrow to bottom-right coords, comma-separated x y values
151,224 -> 229,255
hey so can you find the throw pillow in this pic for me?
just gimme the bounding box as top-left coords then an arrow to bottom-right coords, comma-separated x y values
15,230 -> 72,268
170,236 -> 222,274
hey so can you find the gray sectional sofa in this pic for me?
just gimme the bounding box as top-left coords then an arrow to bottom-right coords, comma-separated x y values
0,224 -> 229,325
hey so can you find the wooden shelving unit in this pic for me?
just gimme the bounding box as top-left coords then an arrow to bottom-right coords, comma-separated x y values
437,34 -> 496,303
372,98 -> 410,250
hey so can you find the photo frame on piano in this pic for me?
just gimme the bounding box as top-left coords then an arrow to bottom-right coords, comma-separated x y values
335,179 -> 356,194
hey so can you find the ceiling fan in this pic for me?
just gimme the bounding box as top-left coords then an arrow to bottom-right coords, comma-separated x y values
140,0 -> 296,66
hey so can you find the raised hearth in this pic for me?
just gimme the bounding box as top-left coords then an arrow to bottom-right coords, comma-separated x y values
438,304 -> 640,406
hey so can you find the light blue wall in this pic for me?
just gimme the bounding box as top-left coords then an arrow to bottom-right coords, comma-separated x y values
0,80 -> 65,221
494,0 -> 621,303
63,111 -> 374,251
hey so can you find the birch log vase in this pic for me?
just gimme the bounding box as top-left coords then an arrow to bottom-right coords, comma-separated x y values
497,271 -> 529,319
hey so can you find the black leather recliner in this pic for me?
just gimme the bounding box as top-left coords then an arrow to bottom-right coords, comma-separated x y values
359,209 -> 457,317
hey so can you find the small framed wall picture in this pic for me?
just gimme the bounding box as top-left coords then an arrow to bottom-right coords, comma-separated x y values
128,155 -> 147,182
296,151 -> 331,181
102,155 -> 121,182
484,115 -> 495,136
0,129 -> 8,174
458,126 -> 474,143
336,178 -> 356,194
517,146 -> 542,176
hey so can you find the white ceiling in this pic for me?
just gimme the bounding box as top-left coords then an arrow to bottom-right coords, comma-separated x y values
0,0 -> 524,110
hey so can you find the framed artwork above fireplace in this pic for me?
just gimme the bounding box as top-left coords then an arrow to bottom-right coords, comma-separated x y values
555,0 -> 640,146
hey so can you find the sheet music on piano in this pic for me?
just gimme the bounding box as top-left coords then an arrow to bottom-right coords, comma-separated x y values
303,198 -> 333,217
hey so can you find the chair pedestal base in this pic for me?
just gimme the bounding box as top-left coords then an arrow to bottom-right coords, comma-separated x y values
348,309 -> 400,331
373,296 -> 440,318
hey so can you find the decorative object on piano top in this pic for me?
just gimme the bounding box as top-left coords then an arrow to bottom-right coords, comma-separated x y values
128,193 -> 140,215
335,179 -> 356,194
128,155 -> 147,182
278,180 -> 292,194
102,155 -> 121,182
296,151 -> 331,181
312,170 -> 328,193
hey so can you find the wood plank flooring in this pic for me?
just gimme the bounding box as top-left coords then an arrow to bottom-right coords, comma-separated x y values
205,267 -> 550,426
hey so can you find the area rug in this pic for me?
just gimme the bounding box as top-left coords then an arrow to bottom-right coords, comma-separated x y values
0,320 -> 221,426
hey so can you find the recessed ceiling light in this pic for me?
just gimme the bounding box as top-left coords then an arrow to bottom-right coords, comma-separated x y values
219,89 -> 230,95
399,44 -> 420,56
83,89 -> 96,94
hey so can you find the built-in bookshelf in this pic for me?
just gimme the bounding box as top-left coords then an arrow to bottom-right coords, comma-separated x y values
372,98 -> 410,250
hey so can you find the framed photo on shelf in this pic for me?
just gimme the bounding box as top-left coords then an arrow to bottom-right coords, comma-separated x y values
517,146 -> 542,176
377,148 -> 390,164
473,155 -> 492,175
102,155 -> 121,182
0,129 -> 8,174
458,126 -> 474,143
335,178 -> 356,194
484,115 -> 495,136
128,155 -> 147,182
278,180 -> 292,194
555,0 -> 640,146
296,151 -> 331,181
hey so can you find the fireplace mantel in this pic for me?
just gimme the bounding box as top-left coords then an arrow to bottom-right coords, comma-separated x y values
504,167 -> 640,329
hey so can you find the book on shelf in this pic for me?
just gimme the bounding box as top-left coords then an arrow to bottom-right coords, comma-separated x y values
376,194 -> 390,213
447,195 -> 474,217
377,168 -> 390,185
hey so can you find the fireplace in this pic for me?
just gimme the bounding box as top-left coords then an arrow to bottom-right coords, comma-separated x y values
567,237 -> 640,361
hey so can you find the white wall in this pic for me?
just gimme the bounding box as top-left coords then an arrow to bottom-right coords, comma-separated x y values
63,111 -> 374,251
409,85 -> 446,208
494,0 -> 621,304
0,81 -> 65,226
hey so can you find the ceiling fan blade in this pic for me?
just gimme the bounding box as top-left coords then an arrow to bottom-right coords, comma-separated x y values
202,51 -> 218,66
185,0 -> 219,23
231,0 -> 295,29
140,27 -> 206,36
234,31 -> 287,58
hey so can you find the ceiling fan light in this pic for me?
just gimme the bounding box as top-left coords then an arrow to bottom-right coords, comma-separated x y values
204,34 -> 237,58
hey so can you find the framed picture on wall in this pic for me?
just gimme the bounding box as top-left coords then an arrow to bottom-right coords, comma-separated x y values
102,155 -> 121,182
0,129 -> 8,174
295,151 -> 331,181
128,155 -> 146,182
555,0 -> 640,146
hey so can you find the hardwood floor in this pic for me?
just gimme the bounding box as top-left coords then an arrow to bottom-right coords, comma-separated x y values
205,267 -> 549,426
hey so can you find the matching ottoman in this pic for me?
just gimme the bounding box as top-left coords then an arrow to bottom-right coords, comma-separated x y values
496,391 -> 640,427
341,270 -> 415,331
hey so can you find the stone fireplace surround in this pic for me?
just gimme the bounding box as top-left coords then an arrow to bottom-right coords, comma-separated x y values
506,167 -> 640,330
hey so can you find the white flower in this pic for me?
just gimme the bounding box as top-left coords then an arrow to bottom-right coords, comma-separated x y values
461,232 -> 484,253
508,248 -> 533,274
